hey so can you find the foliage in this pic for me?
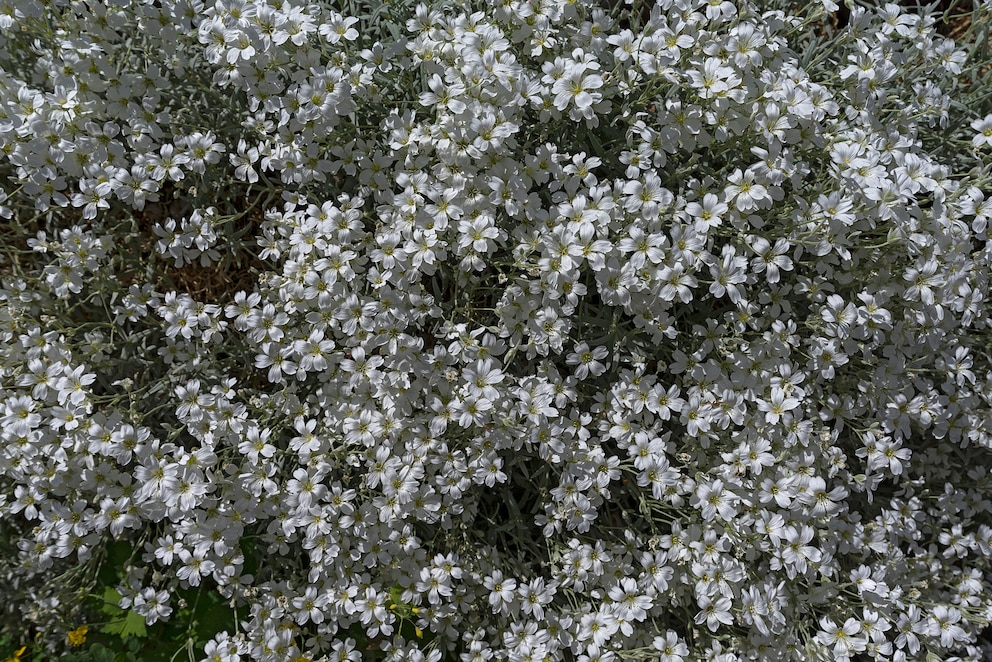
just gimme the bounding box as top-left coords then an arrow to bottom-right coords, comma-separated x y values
1,0 -> 992,660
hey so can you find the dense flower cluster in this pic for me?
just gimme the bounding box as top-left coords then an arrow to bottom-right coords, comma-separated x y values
2,0 -> 992,660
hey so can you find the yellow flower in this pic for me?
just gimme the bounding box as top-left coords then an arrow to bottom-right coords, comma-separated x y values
4,645 -> 26,662
67,625 -> 89,647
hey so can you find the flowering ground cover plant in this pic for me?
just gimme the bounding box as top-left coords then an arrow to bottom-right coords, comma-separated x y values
2,0 -> 992,659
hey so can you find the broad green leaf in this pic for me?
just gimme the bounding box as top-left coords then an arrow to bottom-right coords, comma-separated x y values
99,587 -> 126,617
101,610 -> 147,640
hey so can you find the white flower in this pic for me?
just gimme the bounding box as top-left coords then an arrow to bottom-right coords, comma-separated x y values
552,66 -> 603,113
292,586 -> 330,625
484,570 -> 517,613
132,587 -> 173,625
457,217 -> 500,254
686,192 -> 728,231
971,114 -> 992,148
756,388 -> 800,425
518,577 -> 554,620
55,364 -> 95,406
202,632 -> 243,662
694,595 -> 734,632
95,497 -> 138,538
607,577 -> 652,622
419,73 -> 467,115
578,607 -> 619,648
176,548 -> 215,587
692,479 -> 738,521
319,12 -> 359,44
725,169 -> 770,213
294,329 -> 335,373
2,395 -> 42,436
621,172 -> 673,220
816,617 -> 868,659
929,605 -> 968,647
566,342 -> 609,379
153,535 -> 184,566
653,631 -> 688,662
687,57 -> 742,100
778,525 -> 822,576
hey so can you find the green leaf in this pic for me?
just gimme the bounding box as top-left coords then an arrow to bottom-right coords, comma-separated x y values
69,643 -> 116,662
99,587 -> 126,617
193,590 -> 237,642
101,610 -> 147,640
98,646 -> 122,662
99,540 -> 135,584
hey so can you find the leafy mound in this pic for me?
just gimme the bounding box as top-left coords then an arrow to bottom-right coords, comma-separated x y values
1,0 -> 992,660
